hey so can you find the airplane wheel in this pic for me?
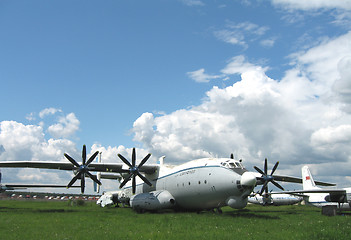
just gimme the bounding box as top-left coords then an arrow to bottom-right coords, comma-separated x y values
215,208 -> 223,214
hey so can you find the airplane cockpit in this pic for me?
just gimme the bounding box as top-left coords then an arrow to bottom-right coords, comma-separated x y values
221,159 -> 243,169
221,159 -> 247,174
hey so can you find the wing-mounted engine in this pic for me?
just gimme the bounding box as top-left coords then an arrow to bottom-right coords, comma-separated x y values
97,190 -> 130,208
254,158 -> 284,195
118,148 -> 153,194
64,145 -> 101,194
325,191 -> 351,208
130,190 -> 176,212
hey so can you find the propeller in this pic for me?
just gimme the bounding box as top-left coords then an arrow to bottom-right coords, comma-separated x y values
118,148 -> 152,194
64,145 -> 101,194
254,158 -> 284,196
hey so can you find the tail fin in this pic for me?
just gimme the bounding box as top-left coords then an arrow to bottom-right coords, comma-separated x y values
157,156 -> 165,166
302,166 -> 319,190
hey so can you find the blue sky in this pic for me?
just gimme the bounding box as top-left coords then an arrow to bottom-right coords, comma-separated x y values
1,0 -> 351,193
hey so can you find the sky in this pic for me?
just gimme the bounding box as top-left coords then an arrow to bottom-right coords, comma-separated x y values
1,0 -> 351,194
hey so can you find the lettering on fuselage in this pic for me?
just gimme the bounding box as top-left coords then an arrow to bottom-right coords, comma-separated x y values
175,169 -> 196,177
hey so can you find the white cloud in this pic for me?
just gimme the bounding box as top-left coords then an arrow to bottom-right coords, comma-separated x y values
333,56 -> 351,112
214,29 -> 247,48
0,119 -> 78,187
221,55 -> 268,75
214,21 -> 270,49
132,32 -> 351,187
0,121 -> 44,160
260,38 -> 276,48
187,68 -> 221,83
25,112 -> 36,121
39,107 -> 62,118
311,125 -> 351,146
311,125 -> 351,161
290,32 -> 351,88
272,0 -> 351,11
272,0 -> 351,26
47,113 -> 80,138
0,120 -> 77,162
180,0 -> 204,7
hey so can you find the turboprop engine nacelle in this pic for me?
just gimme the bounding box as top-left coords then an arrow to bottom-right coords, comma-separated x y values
130,190 -> 175,211
226,196 -> 248,209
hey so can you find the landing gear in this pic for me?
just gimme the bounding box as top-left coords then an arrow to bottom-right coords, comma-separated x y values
215,207 -> 223,214
210,207 -> 223,214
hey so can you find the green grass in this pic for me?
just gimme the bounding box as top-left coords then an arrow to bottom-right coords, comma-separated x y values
1,199 -> 350,240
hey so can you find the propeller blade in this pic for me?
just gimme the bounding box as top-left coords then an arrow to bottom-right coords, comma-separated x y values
254,158 -> 285,196
67,173 -> 80,188
86,171 -> 102,185
136,172 -> 152,187
254,166 -> 265,176
117,148 -> 153,193
271,180 -> 284,191
132,175 -> 136,194
82,145 -> 87,165
119,173 -> 133,189
139,153 -> 151,168
86,151 -> 99,166
118,154 -> 132,168
132,148 -> 136,167
264,185 -> 269,195
260,181 -> 269,195
64,153 -> 80,168
81,173 -> 85,194
270,161 -> 279,175
65,145 -> 103,194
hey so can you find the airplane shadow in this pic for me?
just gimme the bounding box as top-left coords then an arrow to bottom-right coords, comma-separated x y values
0,206 -> 77,213
222,209 -> 280,220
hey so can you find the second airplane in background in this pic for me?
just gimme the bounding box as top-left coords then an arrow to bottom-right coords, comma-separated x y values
274,166 -> 351,210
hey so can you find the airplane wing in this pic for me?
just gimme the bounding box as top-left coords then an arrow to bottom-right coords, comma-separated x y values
0,184 -> 80,192
0,161 -> 159,174
3,184 -> 80,188
271,189 -> 348,203
0,147 -> 158,194
273,189 -> 346,195
273,175 -> 336,186
100,174 -> 122,180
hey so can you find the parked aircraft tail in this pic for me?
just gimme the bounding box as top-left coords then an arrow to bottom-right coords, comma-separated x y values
302,166 -> 320,190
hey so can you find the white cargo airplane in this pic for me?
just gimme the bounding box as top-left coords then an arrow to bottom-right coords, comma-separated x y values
275,166 -> 351,210
0,145 -> 333,212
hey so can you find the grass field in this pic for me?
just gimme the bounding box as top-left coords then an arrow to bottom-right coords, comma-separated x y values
1,199 -> 350,240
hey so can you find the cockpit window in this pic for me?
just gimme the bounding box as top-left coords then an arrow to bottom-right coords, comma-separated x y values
223,160 -> 244,169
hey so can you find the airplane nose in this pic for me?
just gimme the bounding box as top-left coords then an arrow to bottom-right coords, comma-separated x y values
241,172 -> 257,187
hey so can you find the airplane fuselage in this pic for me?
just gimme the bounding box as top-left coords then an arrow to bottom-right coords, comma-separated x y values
104,158 -> 257,210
